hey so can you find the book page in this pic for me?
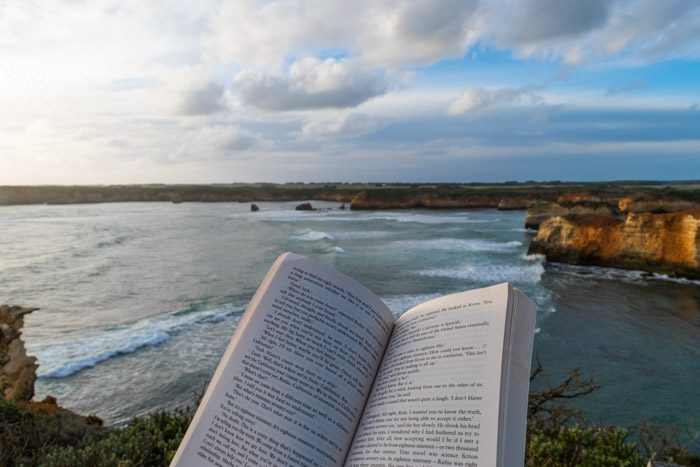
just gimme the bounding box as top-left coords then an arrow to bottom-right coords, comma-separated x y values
172,253 -> 394,467
345,284 -> 511,467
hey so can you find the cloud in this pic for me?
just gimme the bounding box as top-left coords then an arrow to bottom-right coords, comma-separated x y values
448,86 -> 542,114
488,0 -> 700,64
606,80 -> 649,96
171,125 -> 264,161
177,81 -> 226,116
205,0 -> 700,70
300,113 -> 387,139
496,0 -> 612,45
234,57 -> 390,111
206,0 -> 483,69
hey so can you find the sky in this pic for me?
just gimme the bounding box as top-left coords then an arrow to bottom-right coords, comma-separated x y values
1,0 -> 699,184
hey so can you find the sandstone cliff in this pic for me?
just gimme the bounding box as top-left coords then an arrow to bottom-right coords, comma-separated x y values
528,211 -> 700,279
523,192 -> 700,230
0,305 -> 38,403
349,191 -> 544,210
0,305 -> 103,443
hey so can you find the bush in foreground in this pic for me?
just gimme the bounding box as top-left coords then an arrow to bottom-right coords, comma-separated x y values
39,410 -> 191,467
2,364 -> 699,466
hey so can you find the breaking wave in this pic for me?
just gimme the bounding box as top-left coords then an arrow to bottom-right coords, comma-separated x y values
35,304 -> 244,378
413,263 -> 544,284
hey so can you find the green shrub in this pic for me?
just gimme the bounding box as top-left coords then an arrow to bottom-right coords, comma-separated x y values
526,425 -> 645,467
39,410 -> 192,467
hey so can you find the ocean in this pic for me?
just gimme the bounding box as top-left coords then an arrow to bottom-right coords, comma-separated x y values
1,201 -> 698,444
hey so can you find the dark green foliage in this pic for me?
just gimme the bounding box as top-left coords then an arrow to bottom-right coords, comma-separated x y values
3,369 -> 699,466
526,425 -> 645,467
39,410 -> 192,467
0,397 -> 45,466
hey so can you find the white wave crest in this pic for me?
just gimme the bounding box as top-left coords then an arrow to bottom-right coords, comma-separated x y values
35,304 -> 244,378
290,230 -> 334,241
392,238 -> 523,252
521,253 -> 545,262
414,263 -> 544,284
381,293 -> 443,318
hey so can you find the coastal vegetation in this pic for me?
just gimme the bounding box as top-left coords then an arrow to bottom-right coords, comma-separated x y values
1,366 -> 698,466
1,181 -> 699,207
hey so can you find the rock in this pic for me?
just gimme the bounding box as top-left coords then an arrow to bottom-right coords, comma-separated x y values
295,202 -> 314,211
1,305 -> 105,445
618,193 -> 699,214
524,194 -> 620,230
23,395 -> 103,445
497,197 -> 533,210
0,305 -> 38,403
350,191 -> 506,210
524,201 -> 570,230
528,211 -> 700,279
250,203 -> 259,212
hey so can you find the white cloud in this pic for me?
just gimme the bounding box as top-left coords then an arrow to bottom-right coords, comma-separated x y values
448,86 -> 542,114
173,125 -> 264,161
234,57 -> 390,110
300,113 -> 386,139
177,81 -> 226,116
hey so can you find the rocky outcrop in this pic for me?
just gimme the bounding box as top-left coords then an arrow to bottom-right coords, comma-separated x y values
617,192 -> 699,214
524,192 -> 700,230
0,305 -> 38,403
1,305 -> 104,444
295,202 -> 314,211
349,191 -> 542,210
528,211 -> 700,279
23,395 -> 104,445
524,193 -> 622,230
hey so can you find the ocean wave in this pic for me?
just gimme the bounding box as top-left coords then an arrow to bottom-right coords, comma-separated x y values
96,235 -> 128,249
246,209 -> 496,225
332,230 -> 393,239
381,293 -> 443,318
391,238 -> 523,253
546,263 -> 700,286
289,230 -> 334,241
35,304 -> 244,378
368,213 -> 498,225
521,253 -> 545,262
413,263 -> 544,284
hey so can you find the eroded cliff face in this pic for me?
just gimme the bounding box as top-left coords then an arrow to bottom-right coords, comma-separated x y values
349,191 -> 543,210
0,305 -> 38,403
524,193 -> 622,229
1,305 -> 104,442
523,192 -> 700,230
528,211 -> 700,279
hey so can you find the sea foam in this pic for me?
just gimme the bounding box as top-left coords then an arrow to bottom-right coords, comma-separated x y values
289,230 -> 334,241
414,263 -> 544,284
391,238 -> 523,253
35,304 -> 244,378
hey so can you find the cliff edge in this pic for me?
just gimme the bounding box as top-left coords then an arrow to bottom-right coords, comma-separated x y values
0,305 -> 38,403
0,305 -> 103,446
528,211 -> 700,279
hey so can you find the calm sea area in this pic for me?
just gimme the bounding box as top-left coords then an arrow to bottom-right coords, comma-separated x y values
1,201 -> 698,445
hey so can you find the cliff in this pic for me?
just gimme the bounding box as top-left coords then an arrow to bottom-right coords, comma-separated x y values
0,305 -> 103,446
349,189 -> 547,210
524,192 -> 700,229
528,211 -> 700,279
0,305 -> 38,403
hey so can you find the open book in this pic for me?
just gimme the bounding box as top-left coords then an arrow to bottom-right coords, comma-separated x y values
171,252 -> 537,467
